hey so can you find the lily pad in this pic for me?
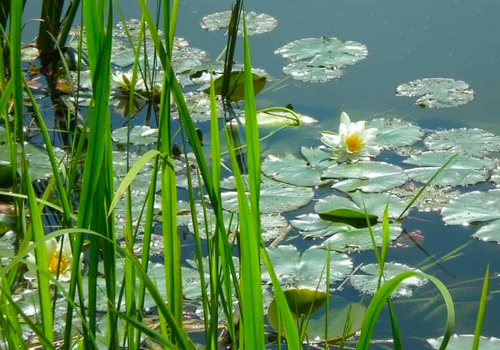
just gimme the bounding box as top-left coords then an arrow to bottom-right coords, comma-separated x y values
424,128 -> 500,157
200,11 -> 277,36
262,147 -> 334,187
275,37 -> 368,83
320,224 -> 402,252
262,245 -> 353,291
268,292 -> 365,343
391,184 -> 460,212
404,151 -> 495,187
111,125 -> 158,145
203,71 -> 267,102
442,189 -> 500,243
350,263 -> 427,298
229,110 -> 318,128
221,177 -> 314,214
315,191 -> 407,221
427,335 -> 500,350
0,143 -> 66,182
368,118 -> 424,148
187,208 -> 287,242
322,161 -> 408,193
395,78 -> 474,108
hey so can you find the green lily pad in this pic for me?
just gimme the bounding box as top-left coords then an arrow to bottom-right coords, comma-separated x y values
0,143 -> 66,181
221,177 -> 314,214
350,263 -> 427,298
404,151 -> 495,186
291,213 -> 353,238
230,110 -> 318,128
391,184 -> 461,212
187,208 -> 287,242
268,292 -> 365,343
262,148 -> 334,187
320,224 -> 402,252
396,78 -> 474,108
200,11 -> 277,36
424,128 -> 500,157
172,92 -> 224,122
111,125 -> 158,145
203,71 -> 267,102
315,191 -> 407,221
427,335 -> 500,350
275,37 -> 368,83
262,245 -> 353,291
368,118 -> 424,148
442,189 -> 500,243
322,161 -> 408,193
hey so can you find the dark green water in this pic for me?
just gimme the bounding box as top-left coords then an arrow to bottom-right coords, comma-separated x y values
20,1 -> 500,349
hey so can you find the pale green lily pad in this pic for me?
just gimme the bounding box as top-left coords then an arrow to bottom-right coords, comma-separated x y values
262,245 -> 353,291
322,162 -> 408,193
187,208 -> 287,242
172,92 -> 224,122
268,293 -> 365,344
200,11 -> 277,36
221,177 -> 314,214
315,191 -> 407,221
275,37 -> 368,83
320,224 -> 402,252
262,147 -> 334,187
350,263 -> 427,298
368,118 -> 424,148
427,335 -> 500,350
404,151 -> 495,186
111,125 -> 158,145
391,184 -> 460,212
0,143 -> 66,181
424,128 -> 500,157
396,78 -> 474,108
442,189 -> 500,243
230,110 -> 318,128
291,213 -> 352,238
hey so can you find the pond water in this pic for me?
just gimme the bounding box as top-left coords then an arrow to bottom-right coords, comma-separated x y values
17,0 -> 500,349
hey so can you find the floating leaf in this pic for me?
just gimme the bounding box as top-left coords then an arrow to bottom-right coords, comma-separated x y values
262,147 -> 334,187
291,213 -> 353,238
391,184 -> 460,212
368,118 -> 423,148
427,335 -> 500,350
172,92 -> 224,122
111,125 -> 158,145
200,11 -> 277,36
320,224 -> 402,252
396,78 -> 474,108
230,110 -> 318,128
350,263 -> 427,298
268,292 -> 365,343
262,245 -> 353,291
187,208 -> 287,242
424,128 -> 500,157
221,177 -> 314,214
203,71 -> 266,102
0,143 -> 66,181
315,191 -> 407,221
322,161 -> 408,193
442,189 -> 500,243
275,37 -> 368,83
404,151 -> 495,186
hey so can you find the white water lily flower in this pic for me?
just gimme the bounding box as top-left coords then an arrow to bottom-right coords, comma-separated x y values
321,112 -> 380,163
25,235 -> 78,282
112,71 -> 146,93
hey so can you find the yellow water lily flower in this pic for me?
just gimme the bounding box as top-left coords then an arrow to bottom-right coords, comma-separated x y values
321,112 -> 380,163
25,235 -> 77,282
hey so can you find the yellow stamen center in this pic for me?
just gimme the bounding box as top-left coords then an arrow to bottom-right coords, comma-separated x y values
48,251 -> 68,275
345,134 -> 363,152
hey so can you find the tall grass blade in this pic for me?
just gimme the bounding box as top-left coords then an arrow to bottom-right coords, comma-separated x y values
472,264 -> 489,350
355,272 -> 454,350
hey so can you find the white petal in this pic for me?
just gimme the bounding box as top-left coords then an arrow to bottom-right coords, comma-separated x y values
366,146 -> 381,157
364,127 -> 378,137
320,133 -> 341,148
340,112 -> 351,125
45,238 -> 58,257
